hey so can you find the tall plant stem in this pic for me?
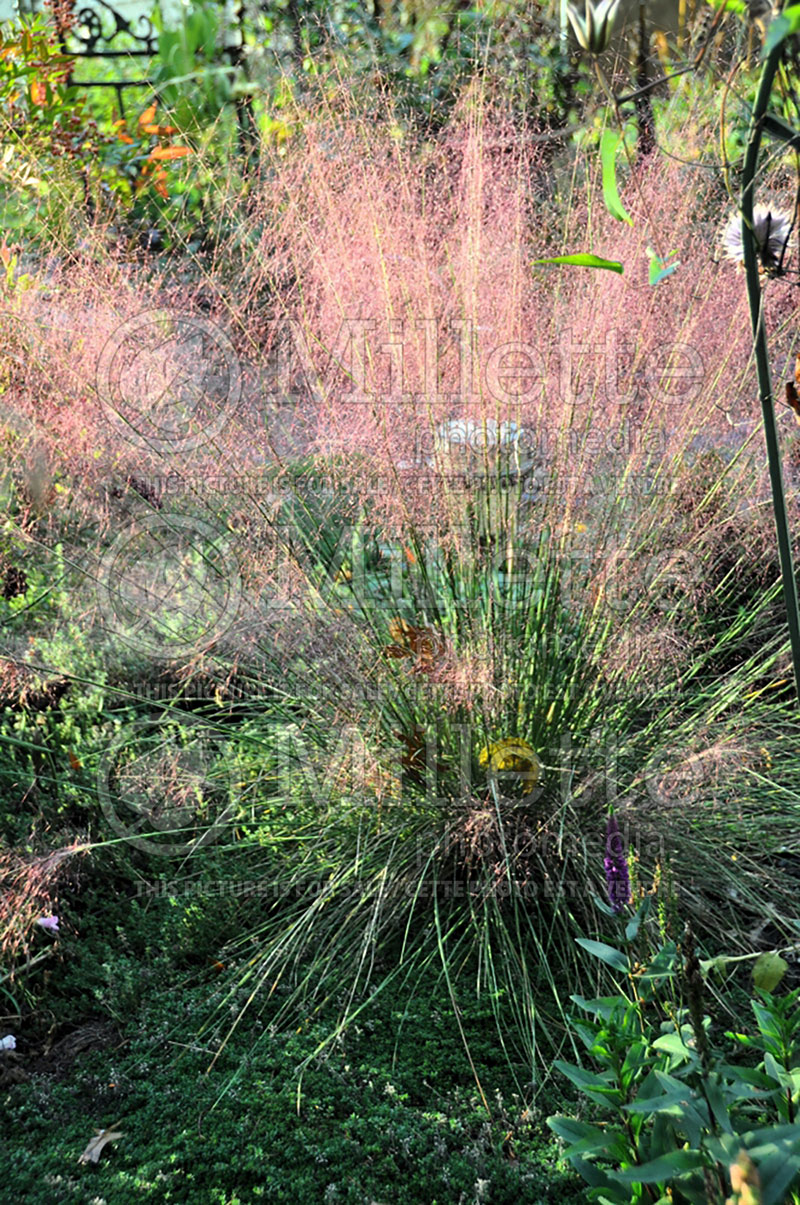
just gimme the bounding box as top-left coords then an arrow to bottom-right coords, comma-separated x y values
741,41 -> 800,707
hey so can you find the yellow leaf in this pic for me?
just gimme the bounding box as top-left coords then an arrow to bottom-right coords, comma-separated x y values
30,79 -> 46,106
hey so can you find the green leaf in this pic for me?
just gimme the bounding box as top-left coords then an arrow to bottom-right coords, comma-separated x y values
553,1059 -> 616,1093
625,895 -> 651,941
639,942 -> 678,982
591,893 -> 617,917
546,1116 -> 630,1162
600,128 -> 633,225
758,1144 -> 800,1205
546,1115 -> 612,1148
752,998 -> 784,1047
611,1148 -> 705,1184
624,1085 -> 699,1114
651,1031 -> 698,1062
571,1157 -> 625,1194
753,952 -> 788,993
575,938 -> 629,972
764,4 -> 800,55
620,1039 -> 651,1088
763,1051 -> 792,1087
531,254 -> 624,274
648,248 -> 681,286
704,1074 -> 734,1135
743,1123 -> 800,1146
570,994 -> 628,1021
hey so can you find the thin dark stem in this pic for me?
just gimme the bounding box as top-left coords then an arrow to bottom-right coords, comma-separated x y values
741,41 -> 800,707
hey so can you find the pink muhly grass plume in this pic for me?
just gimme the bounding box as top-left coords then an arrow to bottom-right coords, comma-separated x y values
244,102 -> 769,548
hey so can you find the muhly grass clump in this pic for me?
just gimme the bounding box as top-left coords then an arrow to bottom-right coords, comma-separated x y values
2,94 -> 800,1088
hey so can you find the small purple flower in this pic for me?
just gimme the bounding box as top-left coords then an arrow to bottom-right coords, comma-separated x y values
604,816 -> 630,914
36,915 -> 59,932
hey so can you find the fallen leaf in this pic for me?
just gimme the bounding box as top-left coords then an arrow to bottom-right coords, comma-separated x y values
78,1126 -> 124,1164
383,618 -> 445,673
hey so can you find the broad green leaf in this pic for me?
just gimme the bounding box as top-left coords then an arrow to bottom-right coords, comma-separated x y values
651,1031 -> 698,1062
575,938 -> 629,972
546,1115 -> 630,1162
611,1148 -> 705,1184
752,998 -> 783,1047
570,995 -> 627,1018
716,1061 -> 778,1094
704,1075 -> 734,1135
532,254 -> 624,274
624,1085 -> 700,1114
743,1123 -> 800,1146
753,952 -> 788,992
553,1059 -> 616,1092
600,128 -> 633,225
764,4 -> 800,54
763,1051 -> 792,1087
571,1156 -> 625,1192
758,1145 -> 800,1205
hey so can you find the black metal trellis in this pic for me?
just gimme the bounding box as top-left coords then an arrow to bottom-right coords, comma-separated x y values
37,0 -> 256,154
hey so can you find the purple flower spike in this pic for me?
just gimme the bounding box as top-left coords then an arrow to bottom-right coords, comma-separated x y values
36,915 -> 59,932
604,816 -> 630,915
